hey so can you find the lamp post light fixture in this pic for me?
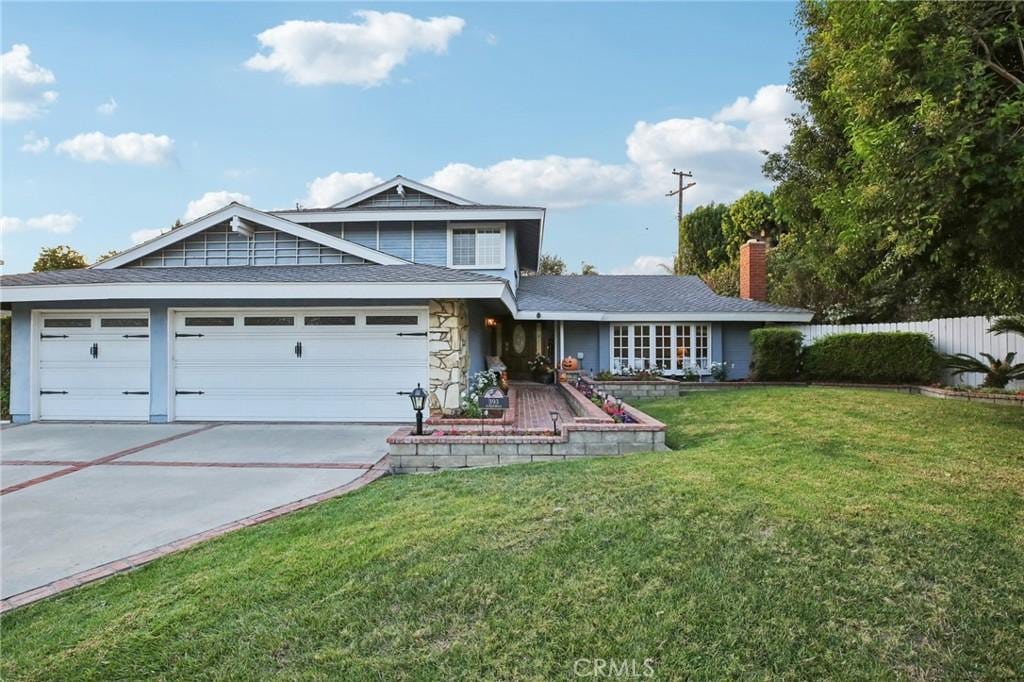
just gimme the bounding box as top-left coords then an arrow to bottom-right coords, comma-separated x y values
409,383 -> 427,435
549,410 -> 561,435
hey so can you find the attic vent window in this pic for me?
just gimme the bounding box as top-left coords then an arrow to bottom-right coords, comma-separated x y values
451,225 -> 504,269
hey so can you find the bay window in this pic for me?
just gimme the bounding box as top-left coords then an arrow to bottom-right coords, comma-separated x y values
610,323 -> 711,374
450,224 -> 505,268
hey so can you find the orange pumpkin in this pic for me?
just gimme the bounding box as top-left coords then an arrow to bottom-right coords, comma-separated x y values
561,356 -> 579,371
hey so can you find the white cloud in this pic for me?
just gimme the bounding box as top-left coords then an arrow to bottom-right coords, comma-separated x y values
183,191 -> 252,221
19,131 -> 50,153
97,96 -> 118,115
485,33 -> 498,46
425,157 -> 637,209
626,84 -> 800,204
611,256 -> 674,275
414,85 -> 799,209
244,12 -> 465,86
0,211 -> 80,234
296,85 -> 798,214
55,132 -> 175,165
130,228 -> 166,244
1,44 -> 59,121
300,171 -> 383,208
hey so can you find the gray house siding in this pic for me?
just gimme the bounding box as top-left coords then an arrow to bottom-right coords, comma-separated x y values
721,321 -> 761,380
562,322 -> 601,375
378,221 -> 413,260
598,322 -> 612,372
9,306 -> 32,422
467,301 -> 488,377
411,222 -> 447,265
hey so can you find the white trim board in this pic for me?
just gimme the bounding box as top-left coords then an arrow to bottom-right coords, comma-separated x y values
271,207 -> 545,224
514,310 -> 814,323
330,175 -> 476,208
93,204 -> 408,270
2,280 -> 515,305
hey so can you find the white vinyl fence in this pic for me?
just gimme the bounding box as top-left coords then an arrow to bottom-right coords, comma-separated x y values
792,316 -> 1022,388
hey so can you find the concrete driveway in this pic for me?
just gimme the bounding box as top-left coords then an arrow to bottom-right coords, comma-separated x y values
1,422 -> 393,601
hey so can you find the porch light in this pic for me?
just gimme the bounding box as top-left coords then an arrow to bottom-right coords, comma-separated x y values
409,384 -> 427,435
484,317 -> 498,328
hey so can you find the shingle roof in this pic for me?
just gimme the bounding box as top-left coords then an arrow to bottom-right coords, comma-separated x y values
516,275 -> 810,315
0,263 -> 504,287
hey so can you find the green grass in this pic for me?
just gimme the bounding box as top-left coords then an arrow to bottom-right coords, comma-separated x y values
3,388 -> 1023,680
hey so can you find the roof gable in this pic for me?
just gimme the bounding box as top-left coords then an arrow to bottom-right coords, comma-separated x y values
93,204 -> 408,269
330,175 -> 476,209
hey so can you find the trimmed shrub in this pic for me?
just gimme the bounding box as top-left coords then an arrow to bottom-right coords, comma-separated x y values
749,328 -> 803,381
802,332 -> 938,384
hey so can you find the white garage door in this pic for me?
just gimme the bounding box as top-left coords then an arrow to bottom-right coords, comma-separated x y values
172,308 -> 428,422
37,311 -> 151,421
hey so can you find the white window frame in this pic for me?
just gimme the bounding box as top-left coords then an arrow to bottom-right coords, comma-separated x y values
608,323 -> 712,375
447,222 -> 506,270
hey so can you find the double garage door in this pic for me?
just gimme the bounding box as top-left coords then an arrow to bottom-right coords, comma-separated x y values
37,308 -> 428,422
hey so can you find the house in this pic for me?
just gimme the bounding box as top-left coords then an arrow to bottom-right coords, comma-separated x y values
0,176 -> 812,423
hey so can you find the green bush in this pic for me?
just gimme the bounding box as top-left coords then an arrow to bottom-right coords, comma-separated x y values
803,332 -> 938,384
749,328 -> 803,381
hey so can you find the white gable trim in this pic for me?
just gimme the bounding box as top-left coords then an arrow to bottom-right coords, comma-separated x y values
330,175 -> 476,208
93,204 -> 408,269
271,207 -> 544,224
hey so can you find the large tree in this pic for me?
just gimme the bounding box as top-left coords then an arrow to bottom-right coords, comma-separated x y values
33,245 -> 88,272
722,190 -> 785,259
765,0 -> 1024,321
675,203 -> 729,275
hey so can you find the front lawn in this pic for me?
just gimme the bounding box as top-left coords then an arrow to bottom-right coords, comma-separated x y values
3,388 -> 1022,679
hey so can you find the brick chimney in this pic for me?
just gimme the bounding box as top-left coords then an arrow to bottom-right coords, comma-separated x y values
739,239 -> 767,301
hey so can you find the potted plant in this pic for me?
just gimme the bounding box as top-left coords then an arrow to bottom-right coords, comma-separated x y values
528,354 -> 554,383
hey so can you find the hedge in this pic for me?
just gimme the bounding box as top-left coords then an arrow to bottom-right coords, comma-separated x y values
802,332 -> 938,384
749,328 -> 803,381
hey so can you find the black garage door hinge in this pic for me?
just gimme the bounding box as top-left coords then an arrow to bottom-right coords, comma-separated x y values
122,334 -> 150,338
175,390 -> 205,395
396,331 -> 427,337
40,333 -> 69,339
175,332 -> 204,338
122,391 -> 149,395
40,390 -> 69,395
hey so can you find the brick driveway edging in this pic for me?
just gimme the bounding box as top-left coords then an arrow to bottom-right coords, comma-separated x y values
0,462 -> 390,614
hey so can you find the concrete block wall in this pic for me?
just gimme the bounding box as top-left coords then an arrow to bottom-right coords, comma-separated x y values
387,426 -> 669,474
586,378 -> 687,402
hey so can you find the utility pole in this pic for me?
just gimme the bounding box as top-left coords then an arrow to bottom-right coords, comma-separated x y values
666,169 -> 696,224
667,169 -> 696,275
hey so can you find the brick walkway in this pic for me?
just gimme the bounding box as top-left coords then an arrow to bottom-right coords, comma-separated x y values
512,382 -> 575,430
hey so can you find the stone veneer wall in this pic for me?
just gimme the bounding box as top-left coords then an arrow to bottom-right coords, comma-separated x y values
428,299 -> 470,415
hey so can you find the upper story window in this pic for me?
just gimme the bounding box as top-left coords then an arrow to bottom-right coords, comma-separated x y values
450,224 -> 505,269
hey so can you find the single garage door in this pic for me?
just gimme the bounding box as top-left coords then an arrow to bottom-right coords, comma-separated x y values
37,311 -> 150,421
172,308 -> 428,422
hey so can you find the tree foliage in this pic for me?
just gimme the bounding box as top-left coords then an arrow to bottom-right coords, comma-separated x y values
579,262 -> 599,276
675,203 -> 729,275
765,0 -> 1024,321
537,253 -> 566,275
33,245 -> 88,272
989,315 -> 1024,337
722,191 -> 785,259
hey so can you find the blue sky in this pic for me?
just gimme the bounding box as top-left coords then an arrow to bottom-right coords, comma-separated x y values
2,2 -> 801,274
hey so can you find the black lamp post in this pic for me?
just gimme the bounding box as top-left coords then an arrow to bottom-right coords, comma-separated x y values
549,410 -> 561,435
409,383 -> 427,435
